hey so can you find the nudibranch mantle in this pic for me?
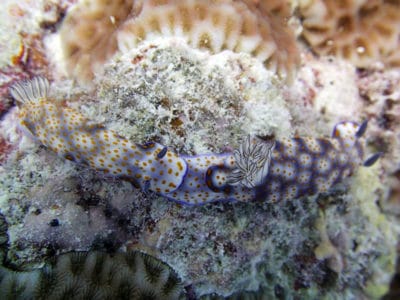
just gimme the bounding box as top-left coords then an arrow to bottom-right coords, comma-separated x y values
10,77 -> 380,205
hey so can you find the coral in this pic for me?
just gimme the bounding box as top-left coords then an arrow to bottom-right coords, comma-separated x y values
60,0 -> 299,81
59,0 -> 134,81
199,286 -> 270,300
0,250 -> 183,299
1,210 -> 182,299
299,0 -> 400,68
152,174 -> 396,298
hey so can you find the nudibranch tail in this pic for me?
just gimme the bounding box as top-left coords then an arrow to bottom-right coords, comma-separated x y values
9,77 -> 49,106
10,77 -> 380,205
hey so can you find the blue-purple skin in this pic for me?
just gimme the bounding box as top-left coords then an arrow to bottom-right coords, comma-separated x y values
168,122 -> 371,205
256,134 -> 362,203
10,77 -> 377,205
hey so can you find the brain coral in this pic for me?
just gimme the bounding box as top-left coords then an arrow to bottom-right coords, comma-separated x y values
0,213 -> 182,299
299,0 -> 400,67
0,251 -> 183,299
60,0 -> 299,81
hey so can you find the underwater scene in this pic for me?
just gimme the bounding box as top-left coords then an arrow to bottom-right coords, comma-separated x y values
0,0 -> 400,299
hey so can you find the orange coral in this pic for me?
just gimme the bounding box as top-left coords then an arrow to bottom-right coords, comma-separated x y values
299,0 -> 400,68
60,0 -> 299,81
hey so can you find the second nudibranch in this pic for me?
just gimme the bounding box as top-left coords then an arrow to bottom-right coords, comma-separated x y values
10,77 -> 380,205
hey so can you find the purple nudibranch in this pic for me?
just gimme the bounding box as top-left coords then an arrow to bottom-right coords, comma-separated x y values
10,77 -> 380,205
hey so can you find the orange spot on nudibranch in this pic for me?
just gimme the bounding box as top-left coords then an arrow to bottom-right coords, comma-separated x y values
177,161 -> 184,171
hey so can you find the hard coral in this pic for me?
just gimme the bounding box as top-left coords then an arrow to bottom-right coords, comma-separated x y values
60,0 -> 134,81
60,0 -> 299,81
0,251 -> 183,299
299,0 -> 400,68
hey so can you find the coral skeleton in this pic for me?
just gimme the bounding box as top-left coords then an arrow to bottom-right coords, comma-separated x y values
10,77 -> 379,205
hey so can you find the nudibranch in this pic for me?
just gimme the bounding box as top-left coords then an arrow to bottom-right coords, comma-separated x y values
10,77 -> 380,205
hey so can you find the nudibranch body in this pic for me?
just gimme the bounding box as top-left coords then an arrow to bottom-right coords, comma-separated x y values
10,78 -> 379,205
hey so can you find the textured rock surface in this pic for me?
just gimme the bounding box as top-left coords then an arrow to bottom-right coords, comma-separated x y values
0,0 -> 399,299
90,39 -> 291,154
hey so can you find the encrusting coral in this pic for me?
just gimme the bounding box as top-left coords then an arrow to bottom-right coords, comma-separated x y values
299,0 -> 400,68
60,0 -> 299,81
